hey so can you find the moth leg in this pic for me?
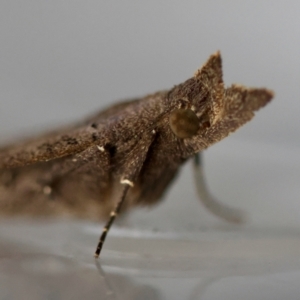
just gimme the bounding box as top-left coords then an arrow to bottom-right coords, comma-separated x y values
193,153 -> 246,223
94,181 -> 132,258
94,131 -> 156,258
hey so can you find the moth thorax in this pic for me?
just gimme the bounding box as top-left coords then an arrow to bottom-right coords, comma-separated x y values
169,108 -> 200,139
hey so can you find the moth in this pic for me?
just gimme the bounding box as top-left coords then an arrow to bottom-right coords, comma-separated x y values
0,52 -> 273,257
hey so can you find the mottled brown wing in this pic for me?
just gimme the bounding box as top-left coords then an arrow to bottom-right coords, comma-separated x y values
0,98 -> 141,169
203,84 -> 273,144
0,146 -> 114,220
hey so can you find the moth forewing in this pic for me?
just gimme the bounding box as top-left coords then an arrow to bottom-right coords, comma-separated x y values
0,52 -> 273,257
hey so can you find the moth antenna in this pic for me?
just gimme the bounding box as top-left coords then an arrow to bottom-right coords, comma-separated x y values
94,182 -> 131,258
193,153 -> 246,224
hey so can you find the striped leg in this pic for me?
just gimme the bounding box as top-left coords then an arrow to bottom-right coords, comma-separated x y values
94,132 -> 155,257
94,179 -> 133,258
193,153 -> 246,223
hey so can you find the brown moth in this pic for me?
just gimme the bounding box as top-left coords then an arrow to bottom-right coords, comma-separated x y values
0,52 -> 273,257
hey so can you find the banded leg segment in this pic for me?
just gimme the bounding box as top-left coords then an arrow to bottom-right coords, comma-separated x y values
94,182 -> 131,258
94,130 -> 156,258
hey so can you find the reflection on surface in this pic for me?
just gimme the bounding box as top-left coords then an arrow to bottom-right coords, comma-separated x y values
1,220 -> 300,299
0,239 -> 162,300
95,262 -> 161,300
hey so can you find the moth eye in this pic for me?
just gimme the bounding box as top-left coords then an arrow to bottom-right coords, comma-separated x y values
169,108 -> 200,139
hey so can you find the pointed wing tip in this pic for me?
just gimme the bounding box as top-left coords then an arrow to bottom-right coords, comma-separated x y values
212,50 -> 221,59
225,84 -> 274,112
264,88 -> 274,101
194,51 -> 222,78
250,87 -> 274,111
263,88 -> 274,105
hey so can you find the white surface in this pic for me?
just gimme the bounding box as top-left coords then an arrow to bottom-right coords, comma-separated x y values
0,1 -> 300,299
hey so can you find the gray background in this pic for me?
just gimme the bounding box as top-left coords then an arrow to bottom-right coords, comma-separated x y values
0,1 -> 300,299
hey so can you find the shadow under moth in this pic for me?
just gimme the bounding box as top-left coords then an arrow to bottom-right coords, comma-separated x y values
0,52 -> 273,257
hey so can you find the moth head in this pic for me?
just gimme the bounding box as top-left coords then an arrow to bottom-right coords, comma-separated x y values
168,51 -> 273,146
168,51 -> 223,139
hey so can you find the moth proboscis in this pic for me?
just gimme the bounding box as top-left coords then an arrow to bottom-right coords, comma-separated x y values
0,52 -> 273,258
